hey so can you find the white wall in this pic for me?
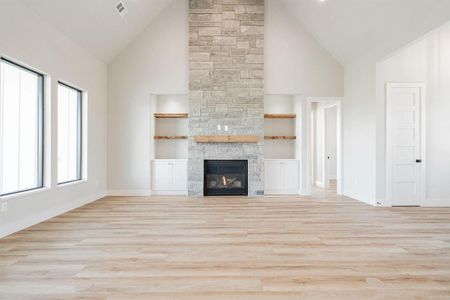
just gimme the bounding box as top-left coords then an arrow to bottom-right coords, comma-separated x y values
107,0 -> 344,193
325,106 -> 337,180
376,22 -> 450,206
265,0 -> 343,96
107,0 -> 189,194
343,55 -> 377,205
0,1 -> 107,237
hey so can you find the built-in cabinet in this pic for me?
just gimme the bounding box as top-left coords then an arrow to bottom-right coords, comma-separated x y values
151,159 -> 187,195
264,160 -> 299,194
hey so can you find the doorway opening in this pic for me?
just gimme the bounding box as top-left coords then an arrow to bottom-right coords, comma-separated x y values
307,98 -> 342,194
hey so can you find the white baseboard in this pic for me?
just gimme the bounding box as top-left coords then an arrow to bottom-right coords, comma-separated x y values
107,190 -> 152,196
265,190 -> 300,195
0,191 -> 107,239
107,190 -> 188,196
342,191 -> 376,206
423,198 -> 450,207
151,190 -> 188,196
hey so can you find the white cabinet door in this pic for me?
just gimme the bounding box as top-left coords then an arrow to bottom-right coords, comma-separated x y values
265,161 -> 282,191
265,160 -> 299,194
152,160 -> 187,194
171,161 -> 187,191
152,161 -> 171,191
282,161 -> 299,191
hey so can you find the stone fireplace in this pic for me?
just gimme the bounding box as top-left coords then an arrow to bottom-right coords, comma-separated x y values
188,0 -> 265,196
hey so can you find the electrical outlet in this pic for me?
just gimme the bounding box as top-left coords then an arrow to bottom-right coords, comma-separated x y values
95,179 -> 99,187
1,202 -> 7,213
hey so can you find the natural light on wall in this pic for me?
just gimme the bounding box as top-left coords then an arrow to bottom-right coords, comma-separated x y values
57,83 -> 82,184
0,59 -> 44,196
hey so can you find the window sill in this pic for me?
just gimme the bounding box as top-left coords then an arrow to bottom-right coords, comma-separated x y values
0,187 -> 51,200
57,179 -> 88,188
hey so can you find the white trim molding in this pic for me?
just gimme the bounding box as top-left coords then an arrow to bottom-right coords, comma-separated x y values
107,190 -> 152,197
423,199 -> 450,207
151,190 -> 188,196
0,191 -> 107,238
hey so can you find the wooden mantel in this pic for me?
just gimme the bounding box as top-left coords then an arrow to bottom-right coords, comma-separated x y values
154,113 -> 188,119
194,135 -> 259,143
264,113 -> 296,119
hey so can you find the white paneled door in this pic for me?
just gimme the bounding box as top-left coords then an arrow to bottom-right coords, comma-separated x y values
386,83 -> 426,206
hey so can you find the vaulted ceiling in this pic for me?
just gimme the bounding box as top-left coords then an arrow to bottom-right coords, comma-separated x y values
19,0 -> 171,63
19,0 -> 450,65
281,0 -> 450,65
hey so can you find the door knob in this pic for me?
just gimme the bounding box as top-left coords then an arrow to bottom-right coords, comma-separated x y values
416,159 -> 422,163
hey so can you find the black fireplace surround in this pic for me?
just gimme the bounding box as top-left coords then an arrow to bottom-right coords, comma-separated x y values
204,160 -> 248,196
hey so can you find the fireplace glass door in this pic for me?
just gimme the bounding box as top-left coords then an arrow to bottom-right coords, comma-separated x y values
204,160 -> 248,196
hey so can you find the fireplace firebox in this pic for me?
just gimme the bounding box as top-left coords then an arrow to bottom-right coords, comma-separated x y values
204,160 -> 248,196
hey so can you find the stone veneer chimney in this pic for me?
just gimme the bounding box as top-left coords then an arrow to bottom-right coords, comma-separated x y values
188,0 -> 265,196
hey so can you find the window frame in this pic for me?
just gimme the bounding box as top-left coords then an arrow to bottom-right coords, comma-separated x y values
57,81 -> 83,185
0,58 -> 45,197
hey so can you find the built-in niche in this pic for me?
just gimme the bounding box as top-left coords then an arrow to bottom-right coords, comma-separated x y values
264,95 -> 300,159
150,94 -> 188,160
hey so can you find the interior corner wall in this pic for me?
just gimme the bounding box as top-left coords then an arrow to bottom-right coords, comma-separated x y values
376,22 -> 450,206
343,56 -> 377,205
0,1 -> 108,237
107,0 -> 189,193
265,0 -> 343,96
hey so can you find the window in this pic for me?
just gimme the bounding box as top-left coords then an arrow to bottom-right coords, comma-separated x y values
0,58 -> 44,196
57,83 -> 82,184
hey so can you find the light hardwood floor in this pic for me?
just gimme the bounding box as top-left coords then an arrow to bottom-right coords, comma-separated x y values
1,189 -> 450,299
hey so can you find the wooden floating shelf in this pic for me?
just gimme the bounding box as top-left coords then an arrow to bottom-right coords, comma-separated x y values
194,135 -> 259,143
154,113 -> 188,119
154,136 -> 188,140
265,136 -> 297,140
264,113 -> 296,119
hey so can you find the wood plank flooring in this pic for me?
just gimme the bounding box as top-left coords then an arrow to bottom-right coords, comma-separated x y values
1,189 -> 450,299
